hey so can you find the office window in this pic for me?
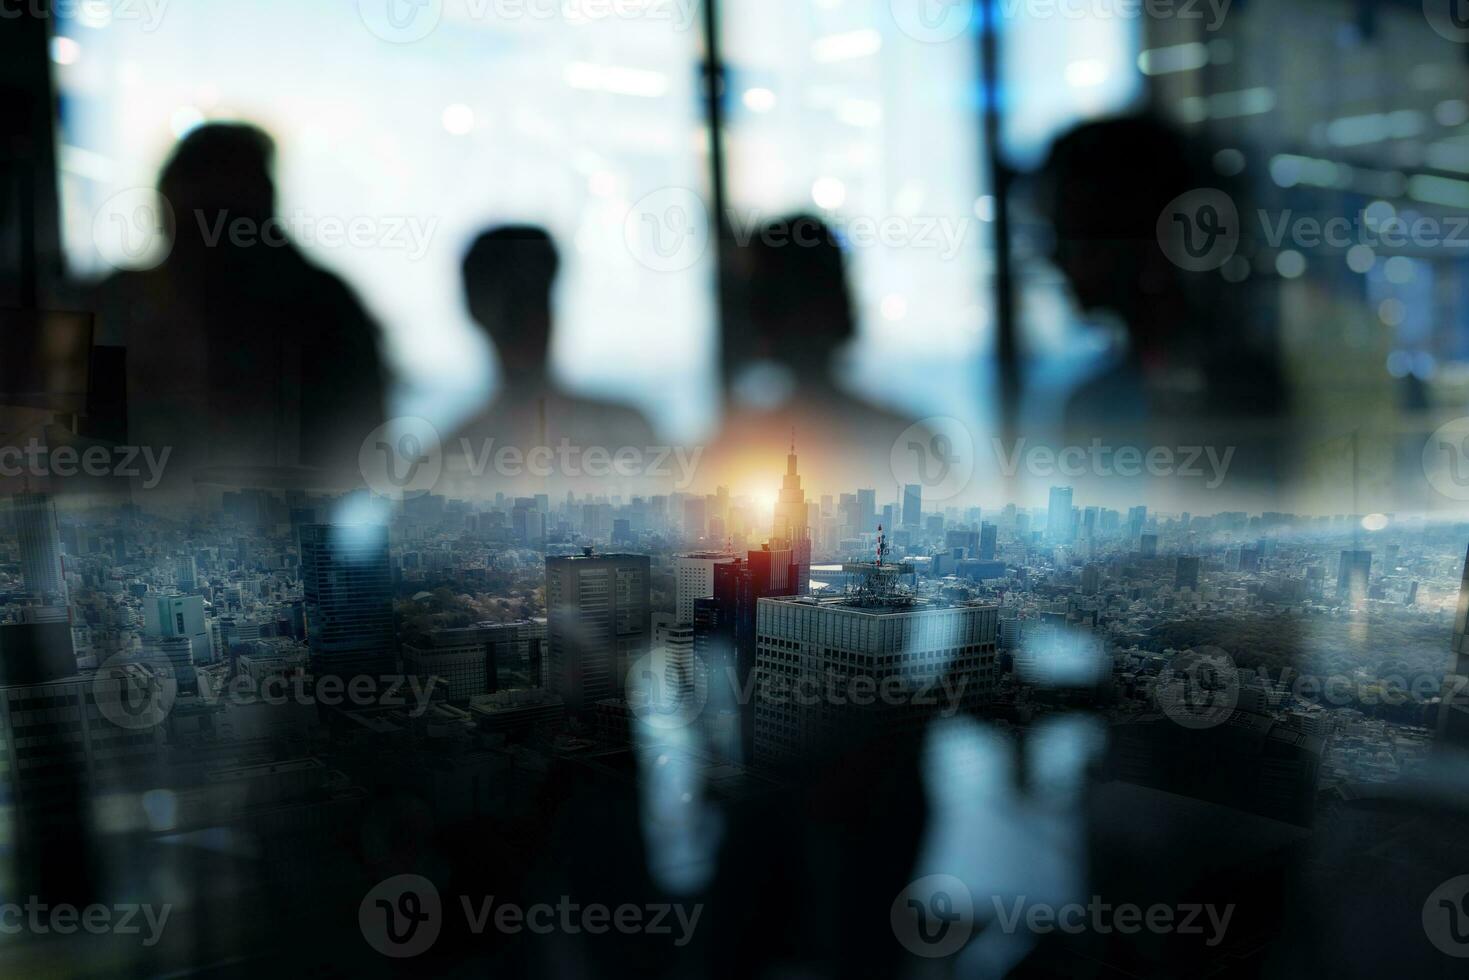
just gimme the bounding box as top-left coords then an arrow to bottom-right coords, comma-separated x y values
719,0 -> 992,422
52,2 -> 714,437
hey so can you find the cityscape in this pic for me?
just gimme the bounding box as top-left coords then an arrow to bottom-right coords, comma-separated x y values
5,436 -> 1469,973
11,0 -> 1469,976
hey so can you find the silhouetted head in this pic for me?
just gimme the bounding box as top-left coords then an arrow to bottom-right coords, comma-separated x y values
159,123 -> 277,252
462,226 -> 559,374
743,214 -> 855,373
1037,115 -> 1223,358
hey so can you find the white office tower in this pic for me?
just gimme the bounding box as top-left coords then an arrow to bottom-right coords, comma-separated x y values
657,619 -> 698,705
144,593 -> 212,666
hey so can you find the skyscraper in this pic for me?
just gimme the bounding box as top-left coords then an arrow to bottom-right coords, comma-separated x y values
1337,550 -> 1372,603
546,551 -> 650,713
753,594 -> 998,768
945,527 -> 980,556
299,524 -> 395,679
674,552 -> 737,624
650,617 -> 698,710
1175,555 -> 1201,591
143,635 -> 197,694
143,593 -> 212,666
857,488 -> 877,533
1439,545 -> 1469,748
1047,486 -> 1074,544
1127,505 -> 1148,541
174,555 -> 198,592
902,484 -> 922,528
979,522 -> 998,560
695,545 -> 798,763
1,667 -> 164,857
772,440 -> 812,594
683,496 -> 708,541
403,619 -> 545,702
512,498 -> 545,547
14,492 -> 66,602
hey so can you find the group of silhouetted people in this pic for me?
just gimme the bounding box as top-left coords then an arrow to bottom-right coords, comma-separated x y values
92,116 -> 1288,500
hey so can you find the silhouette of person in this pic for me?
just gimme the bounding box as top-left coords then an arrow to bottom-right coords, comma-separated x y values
1033,114 -> 1289,491
92,123 -> 387,499
446,226 -> 656,495
705,214 -> 917,493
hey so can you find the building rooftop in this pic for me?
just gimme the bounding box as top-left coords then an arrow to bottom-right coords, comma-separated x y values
761,594 -> 999,617
547,551 -> 649,563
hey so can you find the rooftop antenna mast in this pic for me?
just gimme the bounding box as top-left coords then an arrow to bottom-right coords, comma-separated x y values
844,523 -> 914,607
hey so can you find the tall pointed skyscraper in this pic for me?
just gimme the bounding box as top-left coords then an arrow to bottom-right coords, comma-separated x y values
772,435 -> 811,594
